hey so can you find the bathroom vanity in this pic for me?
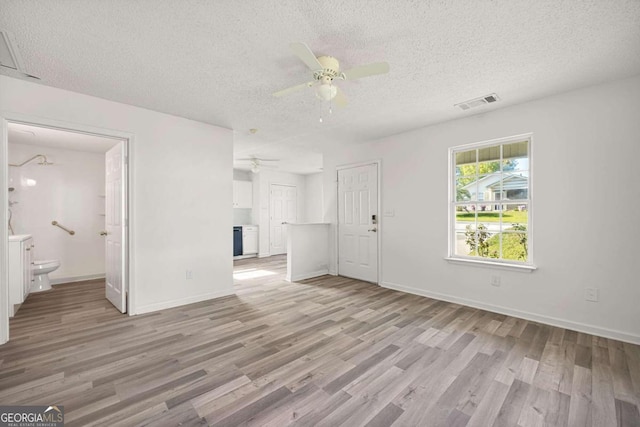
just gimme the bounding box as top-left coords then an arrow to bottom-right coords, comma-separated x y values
8,234 -> 34,317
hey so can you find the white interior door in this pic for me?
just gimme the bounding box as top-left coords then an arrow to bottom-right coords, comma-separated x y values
338,164 -> 379,283
270,184 -> 297,255
105,142 -> 127,313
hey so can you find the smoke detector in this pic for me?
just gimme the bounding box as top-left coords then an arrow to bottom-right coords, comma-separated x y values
455,93 -> 500,111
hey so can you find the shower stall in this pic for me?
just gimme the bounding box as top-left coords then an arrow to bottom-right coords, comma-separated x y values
7,154 -> 54,235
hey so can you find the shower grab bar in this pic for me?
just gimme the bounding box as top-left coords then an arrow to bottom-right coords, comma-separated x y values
52,221 -> 75,235
9,154 -> 52,167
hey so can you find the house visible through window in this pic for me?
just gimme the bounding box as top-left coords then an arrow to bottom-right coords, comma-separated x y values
450,135 -> 532,266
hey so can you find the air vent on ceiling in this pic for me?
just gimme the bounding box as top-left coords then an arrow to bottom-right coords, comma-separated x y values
455,93 -> 500,111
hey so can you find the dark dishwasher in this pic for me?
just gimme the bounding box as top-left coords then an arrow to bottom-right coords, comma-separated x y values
233,226 -> 243,256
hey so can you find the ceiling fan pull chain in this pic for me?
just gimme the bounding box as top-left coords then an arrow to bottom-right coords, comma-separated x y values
329,82 -> 333,114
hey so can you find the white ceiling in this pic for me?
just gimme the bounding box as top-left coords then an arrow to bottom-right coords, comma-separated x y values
1,1 -> 639,173
8,122 -> 120,153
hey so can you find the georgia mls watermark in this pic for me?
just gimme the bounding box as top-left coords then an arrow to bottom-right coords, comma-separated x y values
0,405 -> 64,427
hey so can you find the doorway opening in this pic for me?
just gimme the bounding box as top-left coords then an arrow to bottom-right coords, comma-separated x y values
2,118 -> 131,342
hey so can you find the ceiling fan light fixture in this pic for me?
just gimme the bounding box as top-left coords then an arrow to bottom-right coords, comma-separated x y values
315,83 -> 337,101
273,42 -> 389,112
251,161 -> 260,174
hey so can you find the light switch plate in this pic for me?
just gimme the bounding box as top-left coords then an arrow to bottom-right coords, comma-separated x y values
584,288 -> 598,302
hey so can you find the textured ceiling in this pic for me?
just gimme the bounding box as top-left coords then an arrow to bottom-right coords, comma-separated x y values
1,1 -> 639,173
8,123 -> 120,153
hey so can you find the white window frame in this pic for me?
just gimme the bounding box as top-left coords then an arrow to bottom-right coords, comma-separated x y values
447,133 -> 536,271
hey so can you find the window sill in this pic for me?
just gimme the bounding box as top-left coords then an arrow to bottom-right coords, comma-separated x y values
445,257 -> 537,272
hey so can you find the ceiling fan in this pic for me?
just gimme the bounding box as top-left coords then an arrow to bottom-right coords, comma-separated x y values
235,156 -> 279,174
273,42 -> 390,107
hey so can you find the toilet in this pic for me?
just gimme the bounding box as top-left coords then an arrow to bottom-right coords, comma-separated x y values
31,260 -> 60,292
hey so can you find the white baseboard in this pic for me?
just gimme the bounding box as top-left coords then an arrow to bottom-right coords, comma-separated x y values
258,252 -> 270,258
287,269 -> 329,282
381,280 -> 640,345
51,273 -> 106,285
133,289 -> 235,315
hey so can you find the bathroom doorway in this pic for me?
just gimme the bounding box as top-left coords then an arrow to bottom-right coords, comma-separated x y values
2,117 -> 131,341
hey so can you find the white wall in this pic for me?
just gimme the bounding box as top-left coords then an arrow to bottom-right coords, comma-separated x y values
1,75 -> 234,320
8,143 -> 108,283
233,169 -> 252,181
233,208 -> 252,226
287,224 -> 330,282
251,169 -> 306,257
304,172 -> 324,223
323,75 -> 640,343
233,169 -> 253,225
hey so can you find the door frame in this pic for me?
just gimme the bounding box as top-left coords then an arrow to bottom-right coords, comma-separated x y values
335,160 -> 382,284
269,182 -> 297,256
0,112 -> 135,344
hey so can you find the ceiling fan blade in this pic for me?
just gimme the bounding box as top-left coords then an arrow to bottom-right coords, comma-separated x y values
341,62 -> 390,80
273,81 -> 315,97
236,157 -> 280,162
290,42 -> 323,71
333,87 -> 348,107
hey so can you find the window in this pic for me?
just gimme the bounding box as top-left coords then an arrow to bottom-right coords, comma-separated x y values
449,135 -> 533,268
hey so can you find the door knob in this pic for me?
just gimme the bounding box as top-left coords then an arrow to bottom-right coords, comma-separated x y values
368,227 -> 377,232
100,231 -> 108,236
281,221 -> 288,225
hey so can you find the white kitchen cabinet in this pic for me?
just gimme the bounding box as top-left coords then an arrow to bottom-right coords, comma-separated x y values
8,234 -> 34,317
233,180 -> 253,208
242,226 -> 258,255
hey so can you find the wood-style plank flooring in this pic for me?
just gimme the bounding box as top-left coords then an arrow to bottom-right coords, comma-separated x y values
1,256 -> 640,426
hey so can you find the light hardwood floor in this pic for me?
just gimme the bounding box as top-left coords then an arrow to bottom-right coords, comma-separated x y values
1,255 -> 639,426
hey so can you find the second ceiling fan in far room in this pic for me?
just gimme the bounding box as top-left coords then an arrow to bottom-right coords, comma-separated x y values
235,156 -> 279,174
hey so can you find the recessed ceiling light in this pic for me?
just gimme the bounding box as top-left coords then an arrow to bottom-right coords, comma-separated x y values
249,128 -> 258,134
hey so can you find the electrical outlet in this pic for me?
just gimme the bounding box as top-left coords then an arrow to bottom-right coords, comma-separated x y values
584,288 -> 598,302
490,275 -> 501,287
186,270 -> 193,280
